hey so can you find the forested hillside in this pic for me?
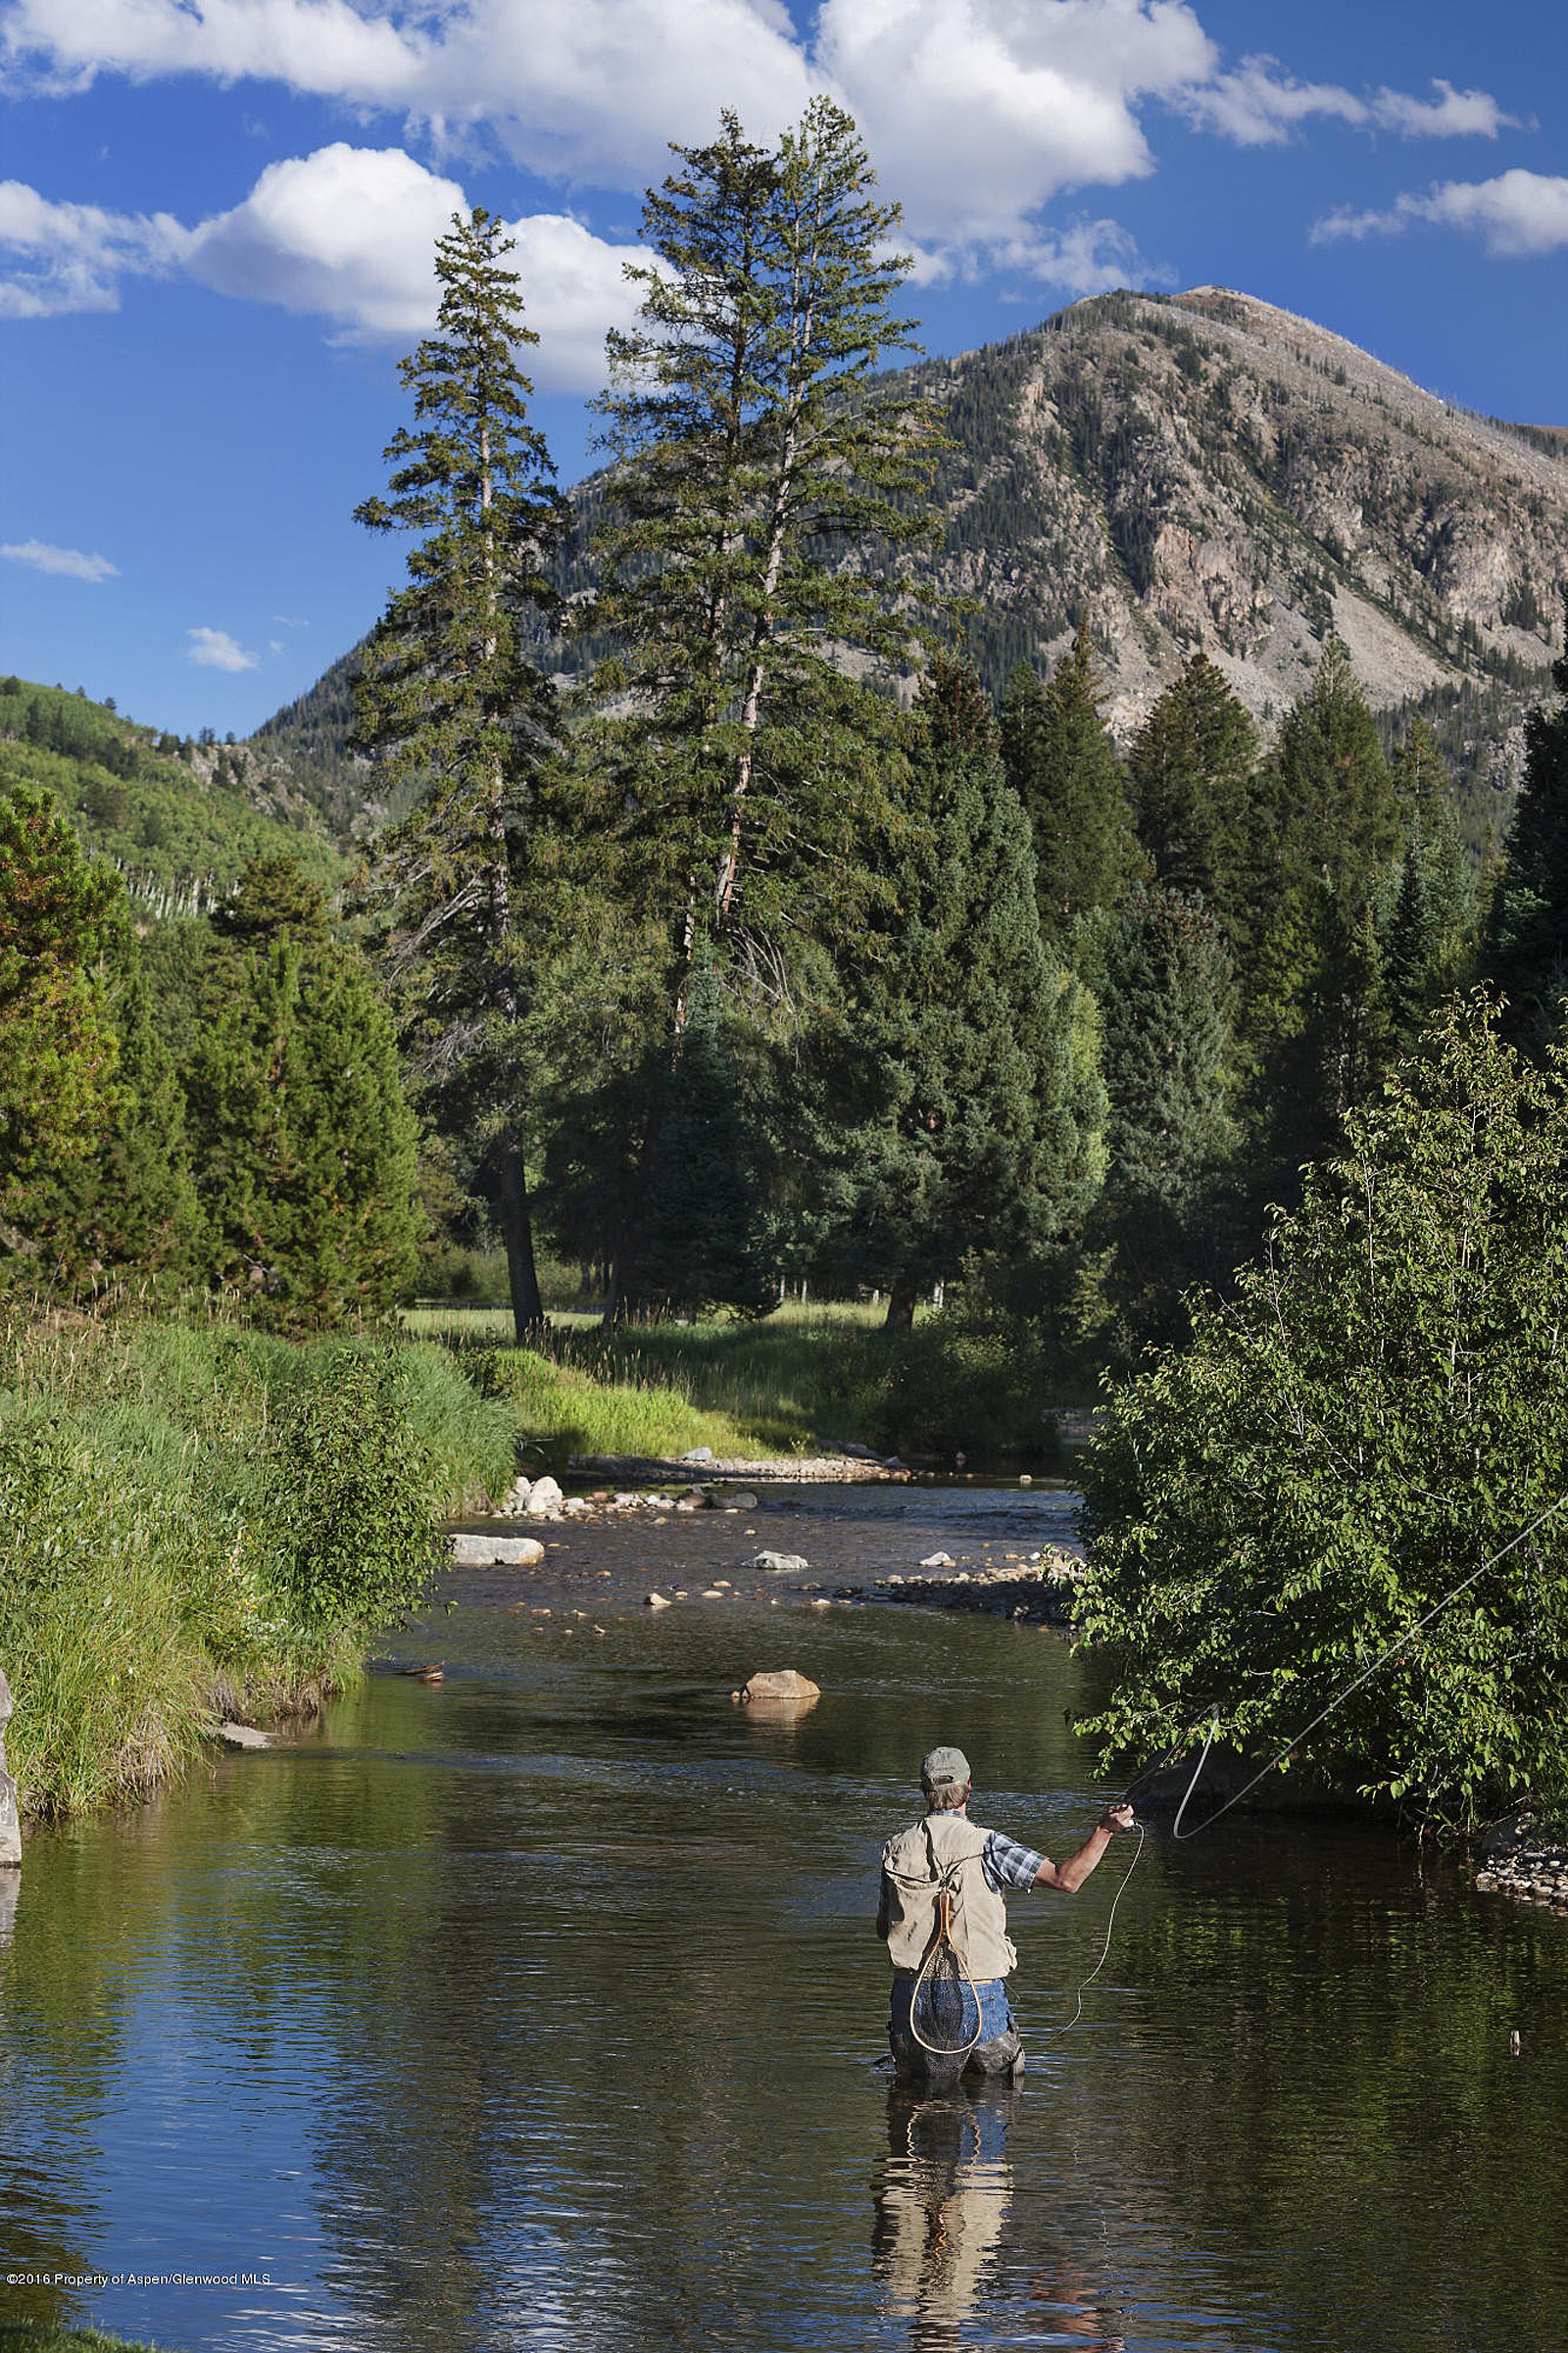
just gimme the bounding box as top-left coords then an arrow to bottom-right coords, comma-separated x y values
0,677 -> 344,908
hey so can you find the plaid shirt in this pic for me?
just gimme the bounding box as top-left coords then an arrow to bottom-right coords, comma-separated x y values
979,1827 -> 1047,1893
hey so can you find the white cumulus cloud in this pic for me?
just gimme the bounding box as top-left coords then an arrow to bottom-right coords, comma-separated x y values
3,145 -> 657,389
187,625 -> 259,671
0,177 -> 187,314
0,0 -> 1526,317
2,537 -> 119,581
186,144 -> 465,339
1315,171 -> 1568,258
185,144 -> 656,385
0,0 -> 815,187
816,0 -> 1211,255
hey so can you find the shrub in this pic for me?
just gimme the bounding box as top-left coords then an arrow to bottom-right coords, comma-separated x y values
1077,999 -> 1568,1832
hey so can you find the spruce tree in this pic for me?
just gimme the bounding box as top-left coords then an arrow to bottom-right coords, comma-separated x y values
0,782 -> 125,1266
354,207 -> 564,1339
1483,628 -> 1568,1049
1002,621 -> 1139,949
1378,732 -> 1476,1066
1235,638 -> 1404,1176
1245,635 -> 1401,928
1126,653 -> 1257,940
183,859 -> 422,1326
1086,883 -> 1239,1357
34,953 -> 199,1285
827,657 -> 1106,1328
586,99 -> 937,1011
579,98 -> 943,1313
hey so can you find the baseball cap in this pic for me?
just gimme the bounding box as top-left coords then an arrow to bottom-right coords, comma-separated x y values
920,1744 -> 971,1789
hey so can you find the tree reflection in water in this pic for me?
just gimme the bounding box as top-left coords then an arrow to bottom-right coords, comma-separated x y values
872,2082 -> 1125,2351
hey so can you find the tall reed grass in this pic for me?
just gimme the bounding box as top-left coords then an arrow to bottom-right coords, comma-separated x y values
0,1312 -> 516,1819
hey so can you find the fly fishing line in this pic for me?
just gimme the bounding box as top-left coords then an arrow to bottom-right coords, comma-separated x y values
1047,1486 -> 1568,2031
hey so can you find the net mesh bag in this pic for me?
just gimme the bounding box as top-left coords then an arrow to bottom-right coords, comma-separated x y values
909,1890 -> 982,2058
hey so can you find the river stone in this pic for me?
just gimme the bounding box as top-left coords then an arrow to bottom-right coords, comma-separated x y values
217,1721 -> 272,1750
645,1591 -> 672,1609
682,1446 -> 714,1463
450,1533 -> 546,1568
726,1490 -> 761,1511
735,1669 -> 820,1707
498,1476 -> 533,1515
524,1475 -> 564,1518
0,1669 -> 18,1869
920,1551 -> 956,1569
747,1550 -> 809,1574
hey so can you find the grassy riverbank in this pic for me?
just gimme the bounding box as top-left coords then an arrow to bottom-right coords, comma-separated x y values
0,2329 -> 169,2351
0,1313 -> 515,1819
410,1299 -> 1075,1463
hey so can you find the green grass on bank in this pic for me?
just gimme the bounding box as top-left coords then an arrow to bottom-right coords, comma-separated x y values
410,1297 -> 1075,1466
0,2329 -> 171,2352
408,1299 -> 883,1458
0,1313 -> 515,1819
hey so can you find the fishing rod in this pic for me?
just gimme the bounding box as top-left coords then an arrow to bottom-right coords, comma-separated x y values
1044,1486 -> 1568,2035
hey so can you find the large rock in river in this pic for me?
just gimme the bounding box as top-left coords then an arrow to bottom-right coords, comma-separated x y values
734,1669 -> 820,1710
524,1476 -> 564,1518
451,1533 -> 546,1568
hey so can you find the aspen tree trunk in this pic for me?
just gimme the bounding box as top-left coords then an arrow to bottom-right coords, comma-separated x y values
480,409 -> 545,1339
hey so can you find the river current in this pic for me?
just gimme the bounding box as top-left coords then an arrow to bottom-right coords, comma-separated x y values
2,1482 -> 1565,2352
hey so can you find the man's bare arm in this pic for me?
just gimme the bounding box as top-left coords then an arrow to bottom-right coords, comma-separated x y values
1032,1804 -> 1134,1893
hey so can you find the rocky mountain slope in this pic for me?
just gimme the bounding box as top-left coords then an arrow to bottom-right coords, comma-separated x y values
906,287 -> 1565,742
256,285 -> 1567,833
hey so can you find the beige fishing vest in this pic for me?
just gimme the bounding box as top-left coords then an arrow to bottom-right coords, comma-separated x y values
881,1811 -> 1018,1981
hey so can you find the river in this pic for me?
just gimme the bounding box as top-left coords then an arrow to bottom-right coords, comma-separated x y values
2,1482 -> 1565,2352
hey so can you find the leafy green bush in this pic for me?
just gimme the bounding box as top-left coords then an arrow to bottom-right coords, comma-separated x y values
1077,999 -> 1568,1832
0,1316 -> 516,1815
270,1345 -> 445,1629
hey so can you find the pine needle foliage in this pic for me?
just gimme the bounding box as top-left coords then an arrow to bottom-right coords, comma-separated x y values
583,99 -> 944,1030
1483,624 -> 1568,1050
354,208 -> 566,1337
825,656 -> 1106,1327
0,783 -> 127,1260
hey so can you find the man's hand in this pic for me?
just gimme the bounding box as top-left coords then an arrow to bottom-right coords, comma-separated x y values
1099,1803 -> 1135,1835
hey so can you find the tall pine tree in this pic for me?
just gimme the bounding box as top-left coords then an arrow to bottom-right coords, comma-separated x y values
355,207 -> 565,1338
825,657 -> 1106,1328
1483,625 -> 1568,1049
0,782 -> 125,1271
1001,621 -> 1139,950
578,99 -> 944,1315
1079,883 -> 1240,1360
1126,653 -> 1257,941
183,860 -> 422,1327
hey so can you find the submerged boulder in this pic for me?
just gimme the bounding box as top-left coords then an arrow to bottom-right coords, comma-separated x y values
733,1669 -> 821,1710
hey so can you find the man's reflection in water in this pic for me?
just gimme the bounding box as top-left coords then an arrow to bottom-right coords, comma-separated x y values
871,2083 -> 1126,2351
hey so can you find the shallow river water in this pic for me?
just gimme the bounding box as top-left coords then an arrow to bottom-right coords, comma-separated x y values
3,1482 -> 1566,2353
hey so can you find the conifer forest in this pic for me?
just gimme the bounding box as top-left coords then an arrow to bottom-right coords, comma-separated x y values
4,99 -> 1568,1830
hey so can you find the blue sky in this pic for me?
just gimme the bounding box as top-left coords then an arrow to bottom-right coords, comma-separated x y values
2,0 -> 1564,738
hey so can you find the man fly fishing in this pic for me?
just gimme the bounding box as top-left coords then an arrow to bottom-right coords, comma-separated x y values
877,1745 -> 1134,2084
